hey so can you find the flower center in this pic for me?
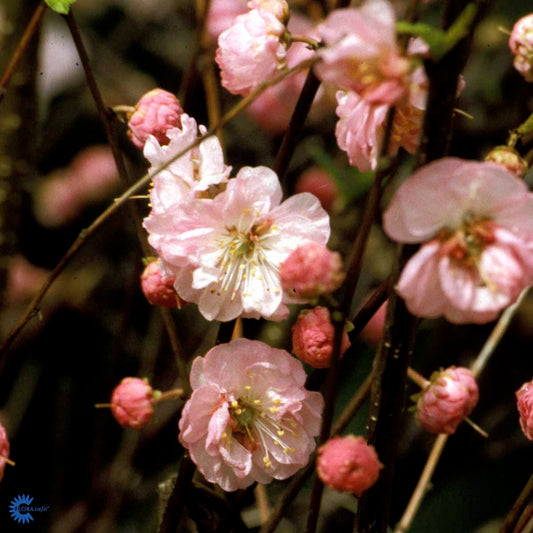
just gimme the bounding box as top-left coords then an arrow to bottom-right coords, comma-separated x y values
225,384 -> 298,468
214,214 -> 281,301
439,218 -> 495,263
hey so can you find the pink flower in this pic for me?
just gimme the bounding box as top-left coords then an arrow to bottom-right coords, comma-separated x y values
141,259 -> 185,308
248,0 -> 289,23
315,1 -> 410,104
216,9 -> 288,96
144,166 -> 330,321
415,366 -> 479,434
111,377 -> 155,429
144,114 -> 231,214
292,307 -> 351,369
128,89 -> 184,149
206,0 -> 248,42
280,243 -> 344,298
383,158 -> 533,323
360,300 -> 387,346
335,66 -> 427,171
0,422 -> 11,481
516,378 -> 533,440
509,14 -> 533,82
178,338 -> 324,491
485,146 -> 528,179
316,435 -> 382,495
294,167 -> 338,211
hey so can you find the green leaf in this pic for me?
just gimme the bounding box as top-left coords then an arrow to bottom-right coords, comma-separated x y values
45,0 -> 77,15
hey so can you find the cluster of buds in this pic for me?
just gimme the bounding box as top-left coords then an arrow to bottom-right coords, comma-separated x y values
317,435 -> 383,496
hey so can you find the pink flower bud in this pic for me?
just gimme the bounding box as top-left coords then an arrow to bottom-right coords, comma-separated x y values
141,259 -> 184,308
294,167 -> 338,211
280,243 -> 344,298
292,307 -> 350,368
415,366 -> 479,434
111,377 -> 155,429
516,378 -> 533,440
0,422 -> 11,481
360,301 -> 387,346
509,14 -> 533,82
485,146 -> 528,179
248,0 -> 290,24
128,89 -> 184,149
317,435 -> 383,495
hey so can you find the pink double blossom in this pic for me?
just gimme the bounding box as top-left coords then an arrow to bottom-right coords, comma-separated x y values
315,1 -> 410,104
144,166 -> 330,321
516,378 -> 533,440
111,377 -> 155,429
206,0 -> 248,42
509,13 -> 533,82
179,339 -> 323,491
144,115 -> 231,215
216,8 -> 288,95
383,158 -> 533,323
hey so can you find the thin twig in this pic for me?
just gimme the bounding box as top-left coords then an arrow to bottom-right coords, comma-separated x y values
0,1 -> 46,104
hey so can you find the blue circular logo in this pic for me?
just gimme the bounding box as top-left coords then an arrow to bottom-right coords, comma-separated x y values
9,494 -> 34,524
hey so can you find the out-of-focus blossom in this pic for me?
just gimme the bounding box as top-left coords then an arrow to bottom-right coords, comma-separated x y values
5,255 -> 49,305
216,9 -> 288,95
292,307 -> 351,368
335,66 -> 427,171
509,14 -> 533,82
144,114 -> 231,215
516,378 -> 533,440
485,145 -> 528,179
280,243 -> 344,298
34,146 -> 119,228
111,378 -> 155,429
316,435 -> 382,495
206,0 -> 248,41
128,89 -> 183,149
383,158 -> 533,323
141,259 -> 186,308
360,300 -> 387,346
315,1 -> 410,104
179,339 -> 324,491
294,167 -> 338,211
144,166 -> 330,321
415,366 -> 479,434
0,421 -> 11,482
246,13 -> 327,134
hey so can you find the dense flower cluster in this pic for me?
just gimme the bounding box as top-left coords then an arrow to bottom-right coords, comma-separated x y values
384,158 -> 533,323
179,339 -> 323,491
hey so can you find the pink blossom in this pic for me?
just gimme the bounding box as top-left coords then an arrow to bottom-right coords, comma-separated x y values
0,422 -> 10,481
128,89 -> 184,149
111,377 -> 155,429
315,1 -> 410,104
415,367 -> 479,434
206,0 -> 248,42
485,146 -> 528,179
280,243 -> 344,298
144,166 -> 330,321
316,435 -> 382,495
248,0 -> 289,23
383,158 -> 533,323
292,307 -> 351,369
335,66 -> 427,171
294,167 -> 338,211
509,14 -> 533,82
179,338 -> 323,491
216,9 -> 288,95
516,378 -> 533,440
141,259 -> 186,308
144,114 -> 231,214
